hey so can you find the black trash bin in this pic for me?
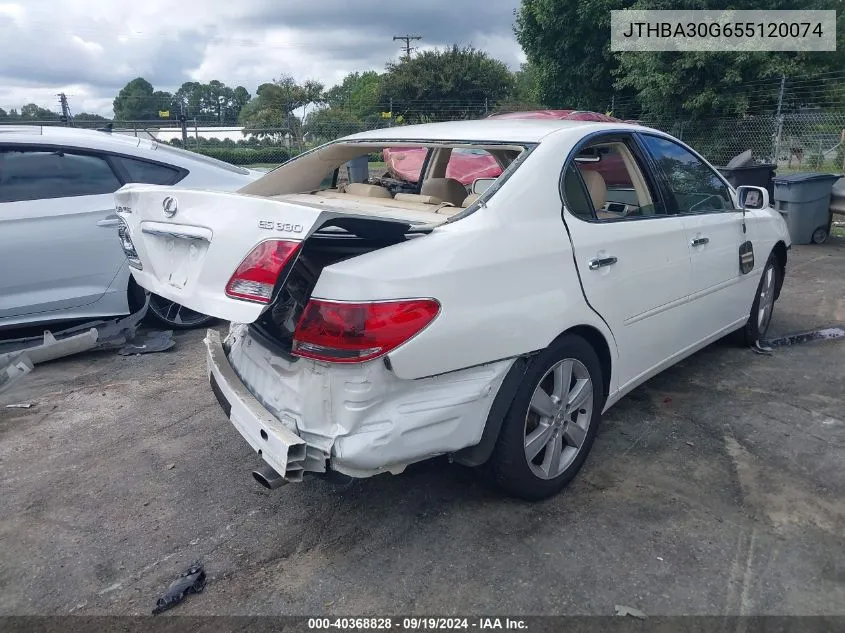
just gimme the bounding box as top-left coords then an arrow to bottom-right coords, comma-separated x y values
717,164 -> 777,199
772,172 -> 840,245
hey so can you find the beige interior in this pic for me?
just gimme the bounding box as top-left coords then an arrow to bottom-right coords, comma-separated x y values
581,170 -> 607,211
343,182 -> 392,198
462,193 -> 480,207
421,177 -> 468,207
394,193 -> 443,204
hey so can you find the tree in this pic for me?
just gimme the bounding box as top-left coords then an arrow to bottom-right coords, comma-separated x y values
614,0 -> 845,119
113,78 -> 174,120
19,103 -> 59,120
73,112 -> 110,122
324,71 -> 383,120
304,107 -> 365,143
381,45 -> 515,121
516,0 -> 634,111
239,75 -> 324,139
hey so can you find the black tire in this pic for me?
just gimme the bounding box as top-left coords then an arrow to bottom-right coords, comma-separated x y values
146,293 -> 217,330
736,252 -> 780,346
812,226 -> 829,244
486,334 -> 605,501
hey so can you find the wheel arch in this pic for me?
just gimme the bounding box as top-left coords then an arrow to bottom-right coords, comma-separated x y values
771,241 -> 788,300
453,323 -> 613,468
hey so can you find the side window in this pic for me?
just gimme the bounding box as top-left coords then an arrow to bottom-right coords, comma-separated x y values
563,165 -> 594,220
445,148 -> 502,183
562,139 -> 664,221
640,135 -> 733,214
0,149 -> 121,203
113,156 -> 184,185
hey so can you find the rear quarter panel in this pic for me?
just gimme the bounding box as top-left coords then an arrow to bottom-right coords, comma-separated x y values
312,134 -> 619,383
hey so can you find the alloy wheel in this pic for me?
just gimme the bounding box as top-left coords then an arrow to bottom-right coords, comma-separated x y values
523,358 -> 594,480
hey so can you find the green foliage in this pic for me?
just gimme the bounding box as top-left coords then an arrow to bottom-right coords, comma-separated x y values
516,0 -> 634,111
324,71 -> 383,119
173,80 -> 251,122
113,78 -> 176,120
615,0 -> 845,118
239,75 -> 324,139
16,103 -> 60,120
381,45 -> 515,121
517,0 -> 845,120
304,107 -> 366,143
188,146 -> 294,166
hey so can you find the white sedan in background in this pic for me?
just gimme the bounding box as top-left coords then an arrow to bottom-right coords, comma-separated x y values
0,125 -> 261,331
116,119 -> 790,499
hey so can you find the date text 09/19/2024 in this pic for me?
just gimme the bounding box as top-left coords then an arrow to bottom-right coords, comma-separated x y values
307,617 -> 529,630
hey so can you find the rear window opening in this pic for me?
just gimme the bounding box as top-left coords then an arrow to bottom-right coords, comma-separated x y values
240,141 -> 529,215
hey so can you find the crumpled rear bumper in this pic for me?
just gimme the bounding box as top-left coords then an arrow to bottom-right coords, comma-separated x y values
205,325 -> 514,482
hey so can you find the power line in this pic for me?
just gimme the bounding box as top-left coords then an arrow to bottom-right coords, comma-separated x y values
393,34 -> 422,60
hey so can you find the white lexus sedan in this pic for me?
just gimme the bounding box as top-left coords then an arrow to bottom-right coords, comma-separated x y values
115,119 -> 790,499
0,125 -> 261,331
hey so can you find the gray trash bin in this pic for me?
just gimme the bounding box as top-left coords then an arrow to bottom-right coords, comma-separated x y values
772,172 -> 840,245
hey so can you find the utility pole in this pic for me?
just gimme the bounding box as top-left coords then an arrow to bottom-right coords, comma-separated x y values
393,34 -> 422,60
179,102 -> 188,147
772,75 -> 786,165
57,93 -> 73,126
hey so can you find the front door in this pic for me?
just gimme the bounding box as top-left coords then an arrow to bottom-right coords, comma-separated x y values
561,134 -> 693,390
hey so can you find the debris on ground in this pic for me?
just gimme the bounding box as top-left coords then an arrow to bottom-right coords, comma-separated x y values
750,341 -> 774,355
151,562 -> 207,615
0,296 -> 161,392
118,330 -> 175,356
614,604 -> 647,619
0,354 -> 34,395
5,402 -> 34,409
765,326 -> 845,347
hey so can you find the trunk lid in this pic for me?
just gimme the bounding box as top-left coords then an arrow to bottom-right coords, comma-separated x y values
114,184 -> 428,323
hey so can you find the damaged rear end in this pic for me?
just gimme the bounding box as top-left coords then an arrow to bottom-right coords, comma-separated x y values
115,184 -> 511,485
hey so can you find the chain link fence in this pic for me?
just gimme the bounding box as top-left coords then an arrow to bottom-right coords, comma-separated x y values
635,111 -> 845,172
3,80 -> 845,174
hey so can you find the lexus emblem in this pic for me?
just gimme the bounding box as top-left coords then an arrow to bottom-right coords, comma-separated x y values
162,196 -> 178,218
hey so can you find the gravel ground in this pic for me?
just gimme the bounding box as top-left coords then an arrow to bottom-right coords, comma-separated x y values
0,239 -> 843,617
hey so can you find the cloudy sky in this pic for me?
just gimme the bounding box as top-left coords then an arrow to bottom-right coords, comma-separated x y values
0,0 -> 525,117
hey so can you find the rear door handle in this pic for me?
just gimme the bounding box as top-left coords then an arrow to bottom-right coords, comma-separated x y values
96,214 -> 120,227
588,256 -> 618,270
691,236 -> 710,247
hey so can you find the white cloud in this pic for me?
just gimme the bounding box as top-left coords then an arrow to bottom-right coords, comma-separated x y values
0,0 -> 522,116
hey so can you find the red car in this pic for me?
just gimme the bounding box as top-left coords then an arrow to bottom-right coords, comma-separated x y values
382,110 -> 630,186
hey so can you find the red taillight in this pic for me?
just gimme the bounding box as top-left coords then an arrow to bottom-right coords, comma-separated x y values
225,240 -> 301,303
292,299 -> 440,363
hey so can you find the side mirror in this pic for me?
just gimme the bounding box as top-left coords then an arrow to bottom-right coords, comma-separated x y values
736,185 -> 769,211
471,178 -> 496,195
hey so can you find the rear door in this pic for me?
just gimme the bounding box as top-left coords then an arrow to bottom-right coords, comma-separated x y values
561,133 -> 693,390
0,146 -> 126,319
638,134 -> 748,340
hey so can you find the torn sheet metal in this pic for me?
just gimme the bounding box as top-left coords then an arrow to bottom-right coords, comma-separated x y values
0,354 -> 34,394
215,323 -> 513,480
0,294 -> 151,363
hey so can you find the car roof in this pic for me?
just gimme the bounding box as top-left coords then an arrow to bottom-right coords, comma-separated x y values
0,124 -> 144,150
340,119 -> 647,144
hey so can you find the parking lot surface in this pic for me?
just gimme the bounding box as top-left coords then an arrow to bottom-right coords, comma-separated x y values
1,239 -> 843,616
